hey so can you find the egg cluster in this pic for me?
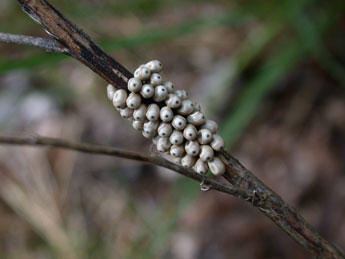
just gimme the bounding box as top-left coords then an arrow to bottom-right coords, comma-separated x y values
107,60 -> 226,176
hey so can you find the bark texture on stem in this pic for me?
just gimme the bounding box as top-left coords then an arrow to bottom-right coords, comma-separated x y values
0,0 -> 342,258
17,0 -> 132,89
0,32 -> 64,52
0,135 -> 249,200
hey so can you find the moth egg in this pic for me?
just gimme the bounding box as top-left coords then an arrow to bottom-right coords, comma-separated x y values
158,122 -> 173,138
113,89 -> 128,109
163,81 -> 175,93
200,120 -> 218,134
183,124 -> 198,141
153,85 -> 168,102
185,140 -> 200,157
169,130 -> 184,145
146,60 -> 162,73
160,106 -> 174,122
119,107 -> 133,119
187,111 -> 206,126
127,78 -> 142,93
210,134 -> 225,151
157,137 -> 172,153
199,145 -> 214,162
194,158 -> 209,175
126,93 -> 141,110
146,104 -> 160,121
135,66 -> 151,81
197,128 -> 213,144
175,90 -> 188,100
171,115 -> 187,130
107,84 -> 115,100
165,94 -> 182,109
208,157 -> 225,176
133,104 -> 147,121
150,73 -> 163,86
142,130 -> 156,139
132,119 -> 144,131
177,99 -> 194,115
170,145 -> 185,158
181,155 -> 197,168
143,121 -> 159,135
140,84 -> 155,99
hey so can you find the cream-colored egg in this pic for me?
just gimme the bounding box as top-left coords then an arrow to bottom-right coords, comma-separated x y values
169,130 -> 184,145
150,73 -> 163,86
170,145 -> 185,158
119,107 -> 133,119
135,66 -> 151,81
172,115 -> 187,130
133,104 -> 147,121
112,89 -> 128,109
175,90 -> 188,100
210,134 -> 225,151
181,155 -> 196,168
158,122 -> 173,138
185,140 -> 200,156
146,60 -> 162,73
165,94 -> 182,109
153,85 -> 168,102
177,99 -> 194,115
197,128 -> 213,144
183,124 -> 198,141
187,111 -> 206,126
199,145 -> 214,162
208,157 -> 225,176
157,137 -> 171,153
194,158 -> 208,175
107,84 -> 115,100
146,104 -> 160,121
200,120 -> 218,134
163,81 -> 175,93
160,106 -> 174,122
126,93 -> 141,110
132,119 -> 144,131
127,78 -> 142,93
140,84 -> 155,99
143,121 -> 159,135
142,130 -> 156,139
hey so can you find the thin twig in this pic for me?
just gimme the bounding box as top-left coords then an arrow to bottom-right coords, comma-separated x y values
0,32 -> 65,53
0,135 -> 249,200
0,0 -> 343,258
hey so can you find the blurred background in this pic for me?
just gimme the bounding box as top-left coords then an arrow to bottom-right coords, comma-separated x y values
0,0 -> 344,258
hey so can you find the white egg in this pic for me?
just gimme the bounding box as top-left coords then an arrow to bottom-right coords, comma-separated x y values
197,128 -> 213,144
183,124 -> 198,141
170,145 -> 185,158
208,157 -> 225,176
158,122 -> 173,138
146,104 -> 160,121
199,145 -> 214,162
107,84 -> 115,100
172,115 -> 187,130
185,140 -> 200,156
112,89 -> 128,109
133,104 -> 147,121
210,134 -> 225,151
140,84 -> 155,98
187,111 -> 206,126
153,85 -> 168,102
